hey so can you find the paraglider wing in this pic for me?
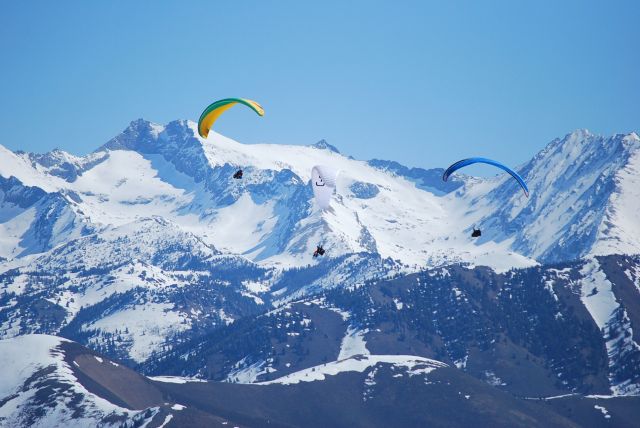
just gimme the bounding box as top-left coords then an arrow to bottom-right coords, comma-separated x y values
311,165 -> 338,210
197,98 -> 264,138
443,157 -> 529,197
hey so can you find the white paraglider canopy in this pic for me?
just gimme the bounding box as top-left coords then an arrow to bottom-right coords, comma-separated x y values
311,165 -> 339,210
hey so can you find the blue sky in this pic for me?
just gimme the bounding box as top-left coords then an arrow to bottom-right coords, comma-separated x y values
1,1 -> 638,170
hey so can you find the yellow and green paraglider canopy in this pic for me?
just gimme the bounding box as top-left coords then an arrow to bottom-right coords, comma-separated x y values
197,98 -> 264,139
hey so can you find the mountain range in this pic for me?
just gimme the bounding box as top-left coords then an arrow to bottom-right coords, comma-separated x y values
0,121 -> 639,427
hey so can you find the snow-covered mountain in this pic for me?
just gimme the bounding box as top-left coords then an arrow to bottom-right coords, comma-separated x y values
0,217 -> 274,363
9,334 -> 623,428
0,118 -> 533,269
470,130 -> 640,263
0,334 -> 248,427
0,335 -> 160,427
145,254 -> 640,398
3,121 -> 638,270
0,120 -> 639,368
1,121 -> 639,426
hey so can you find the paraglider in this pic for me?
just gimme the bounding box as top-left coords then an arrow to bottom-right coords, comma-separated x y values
197,98 -> 264,139
311,165 -> 339,210
313,245 -> 326,257
471,227 -> 482,238
442,157 -> 529,197
310,166 -> 339,256
197,98 -> 264,180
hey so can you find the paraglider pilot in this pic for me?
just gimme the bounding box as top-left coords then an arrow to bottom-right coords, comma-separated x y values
313,245 -> 325,257
233,169 -> 243,179
471,227 -> 481,238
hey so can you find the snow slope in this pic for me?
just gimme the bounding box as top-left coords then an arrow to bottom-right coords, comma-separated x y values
0,119 -> 540,271
592,133 -> 640,256
579,258 -> 640,395
257,354 -> 447,385
2,122 -> 638,272
0,334 -> 157,427
1,121 -> 639,366
471,130 -> 640,263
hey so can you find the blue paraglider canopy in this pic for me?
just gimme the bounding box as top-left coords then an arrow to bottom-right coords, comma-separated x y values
443,157 -> 529,197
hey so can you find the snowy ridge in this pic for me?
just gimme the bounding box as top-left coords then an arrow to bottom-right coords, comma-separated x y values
147,375 -> 207,384
471,130 -> 640,263
1,121 -> 639,368
0,334 -> 157,427
256,354 -> 447,385
0,217 -> 270,362
593,133 -> 640,256
1,122 -> 638,272
579,258 -> 640,395
0,175 -> 89,258
0,119 -> 541,270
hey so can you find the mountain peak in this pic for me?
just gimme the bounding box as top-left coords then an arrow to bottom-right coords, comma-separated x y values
623,131 -> 640,146
310,139 -> 340,153
129,117 -> 149,127
98,119 -> 166,152
568,128 -> 592,139
121,118 -> 158,137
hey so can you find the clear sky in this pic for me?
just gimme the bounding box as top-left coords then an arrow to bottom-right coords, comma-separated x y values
1,1 -> 638,170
